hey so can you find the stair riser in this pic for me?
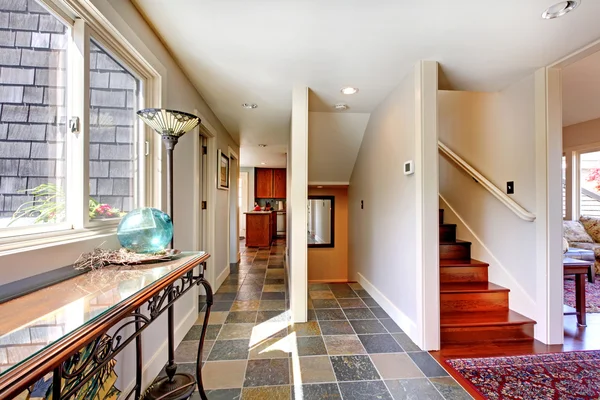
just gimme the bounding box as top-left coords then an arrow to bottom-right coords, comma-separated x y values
441,323 -> 534,344
439,209 -> 444,224
440,243 -> 471,260
440,266 -> 488,283
440,292 -> 508,313
439,225 -> 456,242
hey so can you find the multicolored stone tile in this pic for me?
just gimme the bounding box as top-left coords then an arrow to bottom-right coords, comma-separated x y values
207,339 -> 250,361
330,355 -> 381,381
323,335 -> 366,356
296,336 -> 327,356
289,321 -> 321,337
291,383 -> 342,400
244,359 -> 290,387
293,356 -> 336,384
349,320 -> 387,334
241,385 -> 290,400
338,381 -> 393,400
358,334 -> 403,354
319,321 -> 355,335
385,378 -> 443,399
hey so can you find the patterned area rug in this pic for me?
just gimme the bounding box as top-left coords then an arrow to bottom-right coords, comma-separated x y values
446,351 -> 600,400
564,278 -> 600,313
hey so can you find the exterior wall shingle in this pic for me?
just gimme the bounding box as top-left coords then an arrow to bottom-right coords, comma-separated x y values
0,2 -> 138,219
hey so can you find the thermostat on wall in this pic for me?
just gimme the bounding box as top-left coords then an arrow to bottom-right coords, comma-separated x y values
404,160 -> 414,175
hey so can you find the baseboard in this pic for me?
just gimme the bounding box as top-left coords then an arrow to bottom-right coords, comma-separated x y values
357,272 -> 421,349
216,265 -> 230,291
308,279 -> 349,283
121,303 -> 198,394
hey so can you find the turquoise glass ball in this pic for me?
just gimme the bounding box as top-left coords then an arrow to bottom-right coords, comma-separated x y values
117,208 -> 173,253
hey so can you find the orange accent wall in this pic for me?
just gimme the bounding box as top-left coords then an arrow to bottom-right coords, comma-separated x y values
308,187 -> 348,282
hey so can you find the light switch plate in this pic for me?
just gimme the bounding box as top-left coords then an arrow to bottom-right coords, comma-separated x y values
403,160 -> 414,175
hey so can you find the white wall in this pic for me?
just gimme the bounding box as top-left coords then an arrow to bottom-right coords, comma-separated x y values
348,62 -> 439,349
0,0 -> 238,393
308,112 -> 370,184
288,85 -> 308,323
437,75 -> 539,327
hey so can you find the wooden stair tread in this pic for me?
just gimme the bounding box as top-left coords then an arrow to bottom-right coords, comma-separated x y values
440,282 -> 508,293
440,259 -> 489,267
439,223 -> 456,227
440,240 -> 470,245
441,310 -> 536,327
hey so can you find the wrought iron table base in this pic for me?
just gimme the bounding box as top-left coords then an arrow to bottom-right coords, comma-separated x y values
145,273 -> 214,400
43,262 -> 213,400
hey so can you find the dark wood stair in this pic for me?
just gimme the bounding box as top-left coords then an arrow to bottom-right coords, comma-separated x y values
439,208 -> 535,345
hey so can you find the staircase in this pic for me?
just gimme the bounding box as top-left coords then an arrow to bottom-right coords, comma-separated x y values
439,209 -> 536,345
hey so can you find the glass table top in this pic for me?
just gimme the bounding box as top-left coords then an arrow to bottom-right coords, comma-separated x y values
0,252 -> 206,377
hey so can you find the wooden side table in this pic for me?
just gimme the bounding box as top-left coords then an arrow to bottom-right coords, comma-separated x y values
564,257 -> 593,326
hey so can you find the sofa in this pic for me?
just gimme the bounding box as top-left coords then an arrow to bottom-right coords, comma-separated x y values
564,216 -> 600,276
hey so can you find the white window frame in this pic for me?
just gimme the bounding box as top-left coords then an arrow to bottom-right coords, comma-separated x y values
563,141 -> 600,221
0,0 -> 162,253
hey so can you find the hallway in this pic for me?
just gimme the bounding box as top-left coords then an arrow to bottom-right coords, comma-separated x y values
174,240 -> 471,399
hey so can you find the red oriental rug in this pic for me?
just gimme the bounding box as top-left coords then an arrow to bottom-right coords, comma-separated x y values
564,278 -> 600,313
446,351 -> 600,400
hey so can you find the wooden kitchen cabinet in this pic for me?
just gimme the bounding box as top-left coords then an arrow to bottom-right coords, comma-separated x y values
273,168 -> 286,198
255,168 -> 273,198
255,168 -> 286,199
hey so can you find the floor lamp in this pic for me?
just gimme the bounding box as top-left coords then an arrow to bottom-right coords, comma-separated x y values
137,108 -> 212,400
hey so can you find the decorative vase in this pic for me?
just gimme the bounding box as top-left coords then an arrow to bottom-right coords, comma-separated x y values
117,208 -> 173,253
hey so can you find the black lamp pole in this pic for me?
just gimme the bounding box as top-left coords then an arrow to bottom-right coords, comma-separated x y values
137,109 -> 211,400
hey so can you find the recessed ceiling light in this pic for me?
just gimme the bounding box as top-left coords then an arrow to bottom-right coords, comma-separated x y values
341,87 -> 359,95
542,1 -> 578,19
261,162 -> 266,165
334,103 -> 349,110
242,103 -> 258,109
258,144 -> 267,147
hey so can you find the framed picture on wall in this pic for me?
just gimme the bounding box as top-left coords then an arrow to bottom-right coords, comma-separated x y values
218,149 -> 230,190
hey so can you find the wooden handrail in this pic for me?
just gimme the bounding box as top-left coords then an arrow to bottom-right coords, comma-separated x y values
438,141 -> 536,222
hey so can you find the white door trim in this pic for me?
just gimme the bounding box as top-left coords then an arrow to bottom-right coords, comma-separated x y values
534,38 -> 600,344
227,147 -> 240,267
198,121 -> 217,289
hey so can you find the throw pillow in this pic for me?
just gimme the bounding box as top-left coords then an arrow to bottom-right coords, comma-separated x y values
580,216 -> 600,243
563,220 -> 594,243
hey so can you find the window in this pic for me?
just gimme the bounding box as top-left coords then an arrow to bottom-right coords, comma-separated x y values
579,150 -> 600,218
0,1 -> 69,229
0,0 -> 156,243
562,155 -> 566,219
88,39 -> 141,221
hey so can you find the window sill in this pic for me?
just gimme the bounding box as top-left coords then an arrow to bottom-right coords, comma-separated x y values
0,225 -> 119,256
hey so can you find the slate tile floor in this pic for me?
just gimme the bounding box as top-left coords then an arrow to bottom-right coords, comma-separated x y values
174,239 -> 472,399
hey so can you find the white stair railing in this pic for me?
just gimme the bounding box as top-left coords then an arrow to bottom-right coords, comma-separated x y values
438,141 -> 536,222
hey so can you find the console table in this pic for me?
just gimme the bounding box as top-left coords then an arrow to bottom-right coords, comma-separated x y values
564,257 -> 592,326
0,252 -> 213,400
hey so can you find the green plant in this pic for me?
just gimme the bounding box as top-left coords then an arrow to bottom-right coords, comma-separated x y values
10,183 -> 124,226
9,183 -> 65,225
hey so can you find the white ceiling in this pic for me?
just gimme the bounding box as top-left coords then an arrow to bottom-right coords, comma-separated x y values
563,50 -> 600,127
308,112 -> 370,184
133,0 -> 600,165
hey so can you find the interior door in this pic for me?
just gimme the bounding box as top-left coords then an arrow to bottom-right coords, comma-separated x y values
239,171 -> 248,238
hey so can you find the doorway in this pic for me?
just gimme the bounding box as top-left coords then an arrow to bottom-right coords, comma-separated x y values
239,171 -> 248,238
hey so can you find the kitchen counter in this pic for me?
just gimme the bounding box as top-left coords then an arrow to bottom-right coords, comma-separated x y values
245,212 -> 273,247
